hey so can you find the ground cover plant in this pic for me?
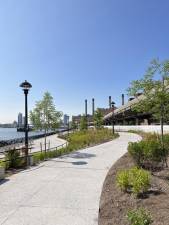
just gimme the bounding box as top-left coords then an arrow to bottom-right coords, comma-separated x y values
127,208 -> 153,225
116,167 -> 150,197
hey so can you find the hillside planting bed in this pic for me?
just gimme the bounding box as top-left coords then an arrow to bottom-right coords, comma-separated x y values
98,152 -> 169,225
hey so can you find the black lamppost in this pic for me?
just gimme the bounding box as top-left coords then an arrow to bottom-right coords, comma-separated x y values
20,80 -> 32,166
85,99 -> 88,129
111,101 -> 115,134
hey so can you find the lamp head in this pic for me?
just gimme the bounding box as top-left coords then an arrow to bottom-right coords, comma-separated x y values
111,101 -> 115,106
20,80 -> 32,92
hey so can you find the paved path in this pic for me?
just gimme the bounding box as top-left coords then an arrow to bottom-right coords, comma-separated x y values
0,132 -> 141,225
0,134 -> 67,159
30,134 -> 67,153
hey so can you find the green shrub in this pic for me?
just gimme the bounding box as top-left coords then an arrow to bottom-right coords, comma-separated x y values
65,129 -> 118,150
128,142 -> 145,166
33,147 -> 67,164
116,170 -> 130,191
33,152 -> 45,164
128,137 -> 169,169
3,161 -> 9,170
116,167 -> 150,197
146,140 -> 166,163
127,208 -> 153,225
163,134 -> 169,158
130,167 -> 150,196
5,148 -> 23,168
0,161 -> 5,168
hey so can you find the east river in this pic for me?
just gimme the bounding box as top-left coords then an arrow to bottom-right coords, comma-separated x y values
0,128 -> 63,141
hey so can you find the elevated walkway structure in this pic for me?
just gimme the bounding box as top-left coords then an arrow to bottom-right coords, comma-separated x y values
104,94 -> 152,125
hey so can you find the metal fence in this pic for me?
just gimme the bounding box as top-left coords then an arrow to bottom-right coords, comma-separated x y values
0,141 -> 68,165
34,142 -> 68,154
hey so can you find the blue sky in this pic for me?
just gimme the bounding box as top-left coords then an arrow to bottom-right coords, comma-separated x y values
0,0 -> 169,123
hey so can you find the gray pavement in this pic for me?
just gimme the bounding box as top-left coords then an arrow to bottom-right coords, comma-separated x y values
0,132 -> 141,225
30,134 -> 67,153
0,134 -> 67,159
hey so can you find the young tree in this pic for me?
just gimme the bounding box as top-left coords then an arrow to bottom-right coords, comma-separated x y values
80,115 -> 88,131
127,59 -> 169,165
94,109 -> 103,129
30,92 -> 62,152
71,120 -> 78,131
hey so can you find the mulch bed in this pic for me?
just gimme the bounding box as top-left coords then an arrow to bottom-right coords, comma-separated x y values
98,153 -> 169,225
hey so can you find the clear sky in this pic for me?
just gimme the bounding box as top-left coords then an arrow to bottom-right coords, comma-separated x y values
0,0 -> 169,123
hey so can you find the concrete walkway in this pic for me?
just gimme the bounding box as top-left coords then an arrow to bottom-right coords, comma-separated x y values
30,133 -> 67,153
0,134 -> 67,159
0,132 -> 141,225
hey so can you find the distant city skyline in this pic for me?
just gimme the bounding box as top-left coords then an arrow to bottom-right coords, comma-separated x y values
0,0 -> 169,123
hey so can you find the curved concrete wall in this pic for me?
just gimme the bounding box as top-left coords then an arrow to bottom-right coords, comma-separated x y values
105,125 -> 169,133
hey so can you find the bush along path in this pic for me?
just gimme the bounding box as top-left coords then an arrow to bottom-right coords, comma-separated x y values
0,132 -> 140,225
99,132 -> 169,225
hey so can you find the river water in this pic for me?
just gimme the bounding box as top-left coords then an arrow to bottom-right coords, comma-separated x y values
0,128 -> 51,141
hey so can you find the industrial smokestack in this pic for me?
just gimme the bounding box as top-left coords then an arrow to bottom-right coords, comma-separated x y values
122,94 -> 125,105
92,98 -> 95,116
85,99 -> 87,117
109,96 -> 111,109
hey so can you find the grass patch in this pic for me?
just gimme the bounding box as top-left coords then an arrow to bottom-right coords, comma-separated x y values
60,128 -> 119,150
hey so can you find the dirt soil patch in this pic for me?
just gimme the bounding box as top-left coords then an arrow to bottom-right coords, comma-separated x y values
98,153 -> 169,225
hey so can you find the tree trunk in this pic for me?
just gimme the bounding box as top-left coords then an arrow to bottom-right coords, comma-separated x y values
40,142 -> 42,152
161,103 -> 167,167
161,76 -> 168,167
161,109 -> 164,147
44,129 -> 47,154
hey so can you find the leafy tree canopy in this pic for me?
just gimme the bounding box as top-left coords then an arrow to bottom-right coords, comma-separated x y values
127,59 -> 169,122
71,120 -> 78,130
94,109 -> 103,129
80,115 -> 88,131
30,92 -> 62,131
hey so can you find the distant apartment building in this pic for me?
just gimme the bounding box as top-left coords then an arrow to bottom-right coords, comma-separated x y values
18,113 -> 23,127
22,116 -> 25,126
63,114 -> 69,127
13,121 -> 18,128
17,113 -> 25,128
